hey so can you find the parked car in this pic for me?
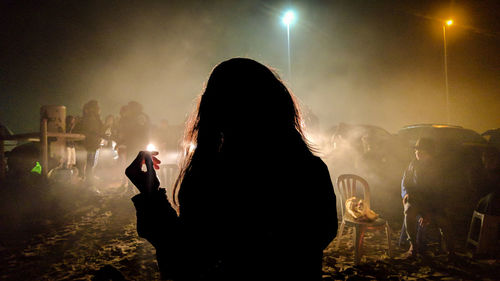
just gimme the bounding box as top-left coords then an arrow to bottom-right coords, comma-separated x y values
0,123 -> 18,152
6,141 -> 41,177
323,123 -> 407,220
481,128 -> 500,150
397,124 -> 486,153
396,124 -> 488,227
326,123 -> 394,155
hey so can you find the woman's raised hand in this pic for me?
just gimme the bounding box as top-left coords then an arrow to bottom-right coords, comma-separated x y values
125,151 -> 161,194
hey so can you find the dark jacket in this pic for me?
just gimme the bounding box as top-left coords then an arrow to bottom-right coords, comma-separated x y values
120,112 -> 151,153
401,159 -> 444,198
476,168 -> 500,216
132,154 -> 337,281
80,114 -> 103,151
401,158 -> 450,215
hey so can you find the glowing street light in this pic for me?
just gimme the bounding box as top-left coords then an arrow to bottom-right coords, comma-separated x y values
282,10 -> 296,26
442,19 -> 453,123
282,10 -> 296,81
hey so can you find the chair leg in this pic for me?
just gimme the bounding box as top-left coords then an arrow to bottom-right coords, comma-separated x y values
354,225 -> 365,265
336,220 -> 346,250
466,212 -> 478,248
439,228 -> 448,254
466,211 -> 485,254
385,221 -> 392,257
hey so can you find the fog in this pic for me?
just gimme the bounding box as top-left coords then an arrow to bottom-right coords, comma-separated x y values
1,0 -> 499,135
1,2 -> 500,279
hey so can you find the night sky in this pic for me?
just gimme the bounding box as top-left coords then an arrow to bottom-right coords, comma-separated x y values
1,0 -> 499,134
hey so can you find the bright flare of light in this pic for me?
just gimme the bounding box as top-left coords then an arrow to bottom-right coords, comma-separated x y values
188,142 -> 197,153
446,19 -> 453,26
282,10 -> 296,26
146,143 -> 157,152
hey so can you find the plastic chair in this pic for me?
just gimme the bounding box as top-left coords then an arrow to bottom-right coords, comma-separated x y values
335,174 -> 392,264
466,210 -> 500,257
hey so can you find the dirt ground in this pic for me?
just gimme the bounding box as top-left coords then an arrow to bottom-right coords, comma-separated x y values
0,180 -> 499,281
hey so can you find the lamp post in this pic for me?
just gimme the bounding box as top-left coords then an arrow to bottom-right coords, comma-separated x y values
282,10 -> 296,81
443,19 -> 453,124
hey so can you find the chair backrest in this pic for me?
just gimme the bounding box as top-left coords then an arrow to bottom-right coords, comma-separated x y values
336,174 -> 371,217
468,210 -> 500,254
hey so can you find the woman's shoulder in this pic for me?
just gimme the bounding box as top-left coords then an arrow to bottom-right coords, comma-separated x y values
304,154 -> 327,166
296,154 -> 330,176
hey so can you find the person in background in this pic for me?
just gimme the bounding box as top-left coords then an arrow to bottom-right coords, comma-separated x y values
80,100 -> 103,186
401,137 -> 455,257
116,105 -> 130,187
65,115 -> 77,169
121,101 -> 151,194
102,114 -> 118,161
126,58 -> 337,280
73,115 -> 86,180
103,114 -> 117,143
96,114 -> 119,182
123,101 -> 151,166
476,147 -> 500,216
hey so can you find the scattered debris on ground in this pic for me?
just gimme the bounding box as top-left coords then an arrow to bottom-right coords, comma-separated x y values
1,181 -> 499,280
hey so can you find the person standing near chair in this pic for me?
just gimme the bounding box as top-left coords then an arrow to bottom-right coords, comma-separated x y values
125,58 -> 338,280
401,137 -> 455,257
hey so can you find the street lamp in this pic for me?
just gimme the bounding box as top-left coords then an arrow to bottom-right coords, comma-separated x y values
282,10 -> 296,81
443,19 -> 453,124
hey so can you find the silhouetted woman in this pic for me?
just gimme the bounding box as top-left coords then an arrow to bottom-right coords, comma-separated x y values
126,58 -> 337,280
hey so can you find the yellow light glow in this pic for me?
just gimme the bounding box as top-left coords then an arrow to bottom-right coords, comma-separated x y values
146,143 -> 157,152
446,19 -> 453,26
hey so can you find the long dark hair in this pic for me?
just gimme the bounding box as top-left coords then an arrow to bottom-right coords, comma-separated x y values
173,58 -> 313,207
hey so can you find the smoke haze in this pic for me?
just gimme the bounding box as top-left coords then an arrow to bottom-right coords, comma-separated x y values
1,0 -> 499,134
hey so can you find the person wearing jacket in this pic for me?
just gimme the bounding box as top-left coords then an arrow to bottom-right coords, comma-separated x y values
80,100 -> 103,185
401,137 -> 454,257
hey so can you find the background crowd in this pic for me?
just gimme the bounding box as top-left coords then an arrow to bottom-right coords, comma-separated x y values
58,100 -> 181,194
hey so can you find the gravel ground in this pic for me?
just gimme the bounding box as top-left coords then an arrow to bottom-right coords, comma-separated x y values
1,180 -> 499,280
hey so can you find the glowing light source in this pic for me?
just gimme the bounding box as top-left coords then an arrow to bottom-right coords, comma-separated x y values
31,161 -> 42,174
442,19 -> 453,123
147,143 -> 157,152
188,142 -> 197,153
282,9 -> 297,81
282,10 -> 296,26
